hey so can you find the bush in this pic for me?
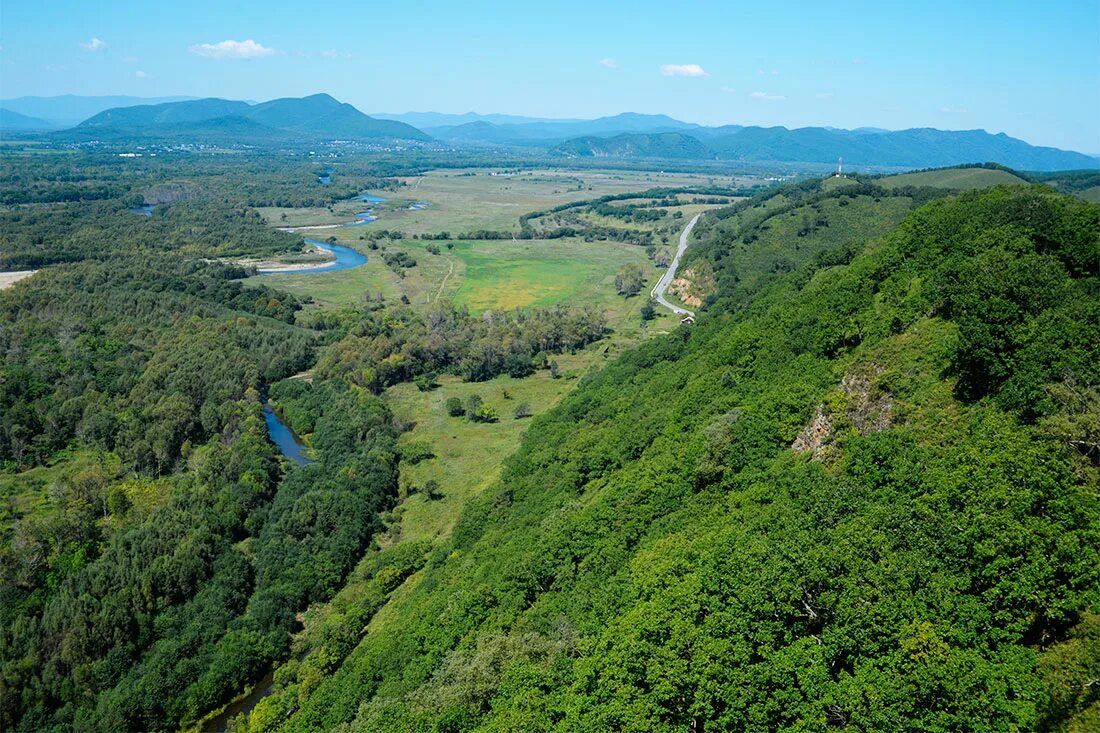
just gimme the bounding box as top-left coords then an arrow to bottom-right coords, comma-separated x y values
615,264 -> 645,297
473,403 -> 499,423
514,403 -> 533,419
423,480 -> 442,501
401,440 -> 435,465
445,397 -> 465,417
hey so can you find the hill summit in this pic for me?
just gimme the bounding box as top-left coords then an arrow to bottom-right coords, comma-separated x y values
68,93 -> 431,144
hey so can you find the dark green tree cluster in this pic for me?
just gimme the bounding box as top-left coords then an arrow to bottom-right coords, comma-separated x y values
0,384 -> 399,732
265,185 -> 1099,733
0,257 -> 312,470
314,301 -> 608,390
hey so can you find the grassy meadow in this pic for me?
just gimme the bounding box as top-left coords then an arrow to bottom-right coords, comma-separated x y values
258,168 -> 752,235
878,166 -> 1029,190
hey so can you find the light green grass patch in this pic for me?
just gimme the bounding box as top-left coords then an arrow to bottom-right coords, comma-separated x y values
450,238 -> 644,313
1077,185 -> 1100,203
878,167 -> 1028,190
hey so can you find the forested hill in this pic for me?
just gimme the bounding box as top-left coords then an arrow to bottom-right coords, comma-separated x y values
58,94 -> 431,144
256,182 -> 1100,731
553,132 -> 713,160
549,126 -> 1097,170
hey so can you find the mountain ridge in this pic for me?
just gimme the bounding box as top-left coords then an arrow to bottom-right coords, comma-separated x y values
552,125 -> 1097,171
60,93 -> 431,144
15,93 -> 1097,169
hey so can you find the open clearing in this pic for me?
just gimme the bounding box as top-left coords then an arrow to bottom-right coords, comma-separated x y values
247,235 -> 663,319
0,270 -> 37,289
878,167 -> 1029,190
263,168 -> 754,237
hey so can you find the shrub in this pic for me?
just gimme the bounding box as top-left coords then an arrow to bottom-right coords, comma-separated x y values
472,403 -> 498,423
445,397 -> 465,417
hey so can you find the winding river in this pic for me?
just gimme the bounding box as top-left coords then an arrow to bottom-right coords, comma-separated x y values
258,239 -> 367,275
203,204 -> 377,730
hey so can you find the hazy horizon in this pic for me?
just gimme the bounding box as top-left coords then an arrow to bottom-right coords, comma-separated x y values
3,92 -> 1096,156
2,1 -> 1097,152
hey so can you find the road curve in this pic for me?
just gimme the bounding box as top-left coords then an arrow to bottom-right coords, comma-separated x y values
651,213 -> 702,318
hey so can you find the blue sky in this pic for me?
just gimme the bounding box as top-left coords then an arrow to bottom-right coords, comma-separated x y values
2,0 -> 1098,152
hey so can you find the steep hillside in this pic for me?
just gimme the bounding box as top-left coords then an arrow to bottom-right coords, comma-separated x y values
553,132 -> 713,160
244,184 -> 1099,732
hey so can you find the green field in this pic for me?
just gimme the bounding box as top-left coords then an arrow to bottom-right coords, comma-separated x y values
258,168 -> 754,236
450,238 -> 647,311
249,167 -> 732,324
878,166 -> 1029,190
248,235 -> 665,320
1078,185 -> 1100,203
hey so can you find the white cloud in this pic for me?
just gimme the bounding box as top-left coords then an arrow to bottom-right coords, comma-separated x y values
135,70 -> 152,79
660,63 -> 707,77
720,86 -> 737,94
320,49 -> 351,60
750,91 -> 785,101
188,39 -> 275,60
816,92 -> 834,99
80,38 -> 107,52
599,58 -> 619,69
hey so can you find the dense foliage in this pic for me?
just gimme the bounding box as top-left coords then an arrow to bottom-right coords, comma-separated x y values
256,185 -> 1099,732
0,387 -> 399,732
3,144 -> 1097,732
313,301 -> 609,390
0,152 -> 408,731
0,257 -> 311,469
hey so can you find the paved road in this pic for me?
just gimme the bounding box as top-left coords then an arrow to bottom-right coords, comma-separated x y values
651,213 -> 702,318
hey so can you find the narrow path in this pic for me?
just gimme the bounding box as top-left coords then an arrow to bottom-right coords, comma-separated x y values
651,213 -> 702,318
433,257 -> 455,302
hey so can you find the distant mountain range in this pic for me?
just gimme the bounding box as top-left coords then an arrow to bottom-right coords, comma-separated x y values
2,94 -> 1095,170
554,132 -> 713,160
0,108 -> 60,131
424,113 -> 699,146
57,94 -> 430,144
414,112 -> 1093,170
551,127 -> 1096,170
0,95 -> 200,128
372,111 -> 589,128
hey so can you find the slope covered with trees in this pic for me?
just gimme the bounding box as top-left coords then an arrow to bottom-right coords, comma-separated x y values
550,126 -> 1097,170
245,183 -> 1099,732
0,153 -> 408,731
60,94 -> 431,145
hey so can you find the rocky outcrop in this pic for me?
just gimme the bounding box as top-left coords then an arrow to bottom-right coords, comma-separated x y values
793,365 -> 894,459
667,261 -> 715,308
